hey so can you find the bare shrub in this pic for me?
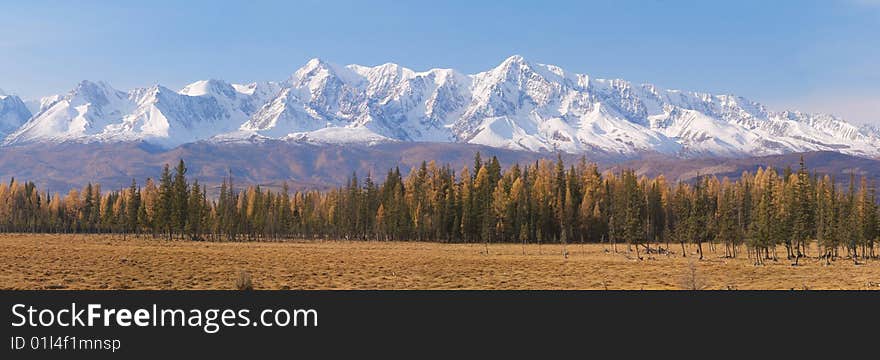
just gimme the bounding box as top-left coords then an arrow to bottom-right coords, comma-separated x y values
235,270 -> 254,291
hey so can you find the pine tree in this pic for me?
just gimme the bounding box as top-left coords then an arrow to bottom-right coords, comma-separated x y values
857,177 -> 876,259
186,180 -> 202,240
620,170 -> 646,259
472,152 -> 482,181
82,183 -> 94,233
474,166 -> 493,252
865,180 -> 878,258
172,160 -> 189,239
690,177 -> 711,260
646,180 -> 665,252
716,182 -> 739,258
750,172 -> 779,265
126,179 -> 140,237
843,173 -> 860,263
156,164 -> 173,239
789,157 -> 814,265
280,182 -> 292,239
491,178 -> 510,244
459,167 -> 475,243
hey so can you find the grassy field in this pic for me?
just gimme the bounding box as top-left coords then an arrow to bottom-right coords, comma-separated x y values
1,234 -> 879,290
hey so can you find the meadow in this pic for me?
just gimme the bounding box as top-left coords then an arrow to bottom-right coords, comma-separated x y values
1,234 -> 879,290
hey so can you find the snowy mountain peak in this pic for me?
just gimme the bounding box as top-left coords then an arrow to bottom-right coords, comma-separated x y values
489,55 -> 570,83
179,79 -> 236,97
501,54 -> 527,65
0,94 -> 31,136
295,58 -> 339,80
69,80 -> 124,106
489,54 -> 534,76
303,57 -> 328,70
3,56 -> 879,159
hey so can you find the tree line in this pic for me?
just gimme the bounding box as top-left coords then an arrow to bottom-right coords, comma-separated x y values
1,154 -> 878,264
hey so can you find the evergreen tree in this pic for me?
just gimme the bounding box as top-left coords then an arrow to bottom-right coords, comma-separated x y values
716,183 -> 740,258
125,179 -> 140,236
82,183 -> 94,232
186,180 -> 203,240
156,164 -> 173,239
172,160 -> 189,238
789,157 -> 814,264
3,152 -> 878,269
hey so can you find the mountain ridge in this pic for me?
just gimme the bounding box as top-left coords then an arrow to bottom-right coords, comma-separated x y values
1,141 -> 877,195
4,55 -> 879,158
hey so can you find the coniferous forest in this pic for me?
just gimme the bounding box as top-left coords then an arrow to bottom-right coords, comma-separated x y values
1,153 -> 878,265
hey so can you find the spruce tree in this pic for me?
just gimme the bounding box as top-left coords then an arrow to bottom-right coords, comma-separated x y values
789,157 -> 814,264
126,179 -> 140,236
171,160 -> 189,239
157,164 -> 173,239
187,180 -> 202,240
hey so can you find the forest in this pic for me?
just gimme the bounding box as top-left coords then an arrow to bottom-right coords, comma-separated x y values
0,153 -> 878,265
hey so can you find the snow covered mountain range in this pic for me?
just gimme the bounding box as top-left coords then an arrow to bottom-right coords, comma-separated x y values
3,55 -> 879,158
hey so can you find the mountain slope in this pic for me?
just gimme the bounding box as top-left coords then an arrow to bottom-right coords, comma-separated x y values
618,151 -> 880,184
0,142 -> 876,195
4,79 -> 279,147
0,93 -> 31,137
3,56 -> 879,158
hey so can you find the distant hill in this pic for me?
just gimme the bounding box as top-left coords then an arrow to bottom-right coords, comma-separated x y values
1,142 -> 877,195
618,151 -> 880,183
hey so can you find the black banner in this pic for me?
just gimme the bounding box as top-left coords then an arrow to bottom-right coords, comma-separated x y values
2,291 -> 877,358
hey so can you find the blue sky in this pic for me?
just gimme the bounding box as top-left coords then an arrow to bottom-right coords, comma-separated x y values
1,0 -> 878,125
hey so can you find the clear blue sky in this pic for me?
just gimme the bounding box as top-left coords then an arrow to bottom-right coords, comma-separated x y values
1,0 -> 878,125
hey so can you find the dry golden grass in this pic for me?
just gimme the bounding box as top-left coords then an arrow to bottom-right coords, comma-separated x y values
1,234 -> 879,290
